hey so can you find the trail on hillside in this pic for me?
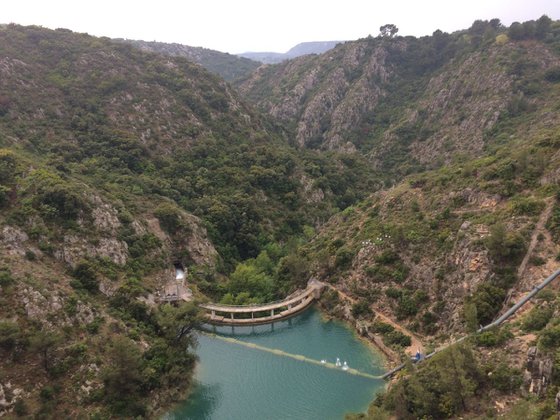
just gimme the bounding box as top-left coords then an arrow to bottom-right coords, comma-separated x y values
498,198 -> 555,314
517,198 -> 555,282
325,283 -> 424,356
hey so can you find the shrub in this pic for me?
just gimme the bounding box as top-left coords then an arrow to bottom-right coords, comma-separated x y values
385,287 -> 402,299
522,306 -> 553,331
14,399 -> 28,416
86,317 -> 104,334
371,321 -> 395,334
154,203 -> 183,235
539,324 -> 560,349
40,386 -> 55,401
0,269 -> 14,287
468,283 -> 507,325
474,328 -> 513,347
335,246 -> 355,270
485,223 -> 526,264
0,322 -> 22,351
72,260 -> 99,293
351,300 -> 371,318
383,330 -> 412,347
510,197 -> 545,216
486,360 -> 523,392
544,67 -> 560,83
529,255 -> 546,266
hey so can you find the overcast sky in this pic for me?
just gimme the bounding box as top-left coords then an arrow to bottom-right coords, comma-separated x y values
3,0 -> 560,54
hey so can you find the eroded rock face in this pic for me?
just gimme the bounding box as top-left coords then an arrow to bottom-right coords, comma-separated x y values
54,235 -> 128,267
239,40 -> 394,152
0,226 -> 29,256
180,213 -> 218,267
90,195 -> 121,235
0,382 -> 24,414
524,346 -> 554,397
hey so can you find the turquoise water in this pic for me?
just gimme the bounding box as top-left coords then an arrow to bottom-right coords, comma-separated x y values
168,307 -> 386,420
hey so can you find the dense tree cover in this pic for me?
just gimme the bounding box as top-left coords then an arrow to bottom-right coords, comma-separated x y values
0,24 -> 377,274
123,40 -> 261,83
1,17 -> 560,419
349,343 -> 526,420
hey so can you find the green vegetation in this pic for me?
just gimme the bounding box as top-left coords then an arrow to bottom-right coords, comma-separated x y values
1,15 -> 560,419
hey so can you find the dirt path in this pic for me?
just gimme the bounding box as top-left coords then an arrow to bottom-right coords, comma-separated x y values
325,283 -> 424,356
499,198 -> 555,314
517,197 -> 555,281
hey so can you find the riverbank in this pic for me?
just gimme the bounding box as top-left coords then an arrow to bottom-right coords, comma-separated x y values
319,283 -> 424,369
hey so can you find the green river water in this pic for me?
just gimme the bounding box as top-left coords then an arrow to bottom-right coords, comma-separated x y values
166,307 -> 386,420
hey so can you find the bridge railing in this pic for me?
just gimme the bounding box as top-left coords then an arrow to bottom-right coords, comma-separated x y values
199,288 -> 312,309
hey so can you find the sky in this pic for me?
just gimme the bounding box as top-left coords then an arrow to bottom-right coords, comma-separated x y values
3,0 -> 560,54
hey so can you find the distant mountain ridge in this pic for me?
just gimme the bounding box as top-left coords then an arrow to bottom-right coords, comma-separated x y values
119,39 -> 261,82
239,41 -> 344,64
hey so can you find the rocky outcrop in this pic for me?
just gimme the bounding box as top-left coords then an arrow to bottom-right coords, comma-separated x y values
54,235 -> 128,267
0,382 -> 24,416
0,226 -> 30,256
239,39 -> 394,151
182,213 -> 218,267
524,346 -> 554,397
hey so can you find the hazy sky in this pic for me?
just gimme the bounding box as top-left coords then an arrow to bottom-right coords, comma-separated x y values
4,0 -> 560,53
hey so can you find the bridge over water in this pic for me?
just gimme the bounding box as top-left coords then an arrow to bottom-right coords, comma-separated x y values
199,279 -> 325,326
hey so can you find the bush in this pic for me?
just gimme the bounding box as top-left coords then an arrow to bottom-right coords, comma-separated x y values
86,317 -> 104,334
468,283 -> 507,325
486,360 -> 523,392
544,67 -> 560,83
474,328 -> 513,347
335,246 -> 355,270
0,322 -> 22,351
538,324 -> 560,349
385,287 -> 402,299
154,203 -> 183,235
383,330 -> 411,347
529,255 -> 546,266
0,269 -> 14,287
522,306 -> 553,332
371,321 -> 395,334
351,300 -> 371,318
40,386 -> 55,401
14,399 -> 28,416
72,260 -> 99,293
24,250 -> 36,261
485,223 -> 526,264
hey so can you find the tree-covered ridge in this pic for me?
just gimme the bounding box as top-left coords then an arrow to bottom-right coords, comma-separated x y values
0,24 -> 376,417
238,16 -> 560,179
1,16 -> 560,419
122,39 -> 261,82
0,24 -> 379,269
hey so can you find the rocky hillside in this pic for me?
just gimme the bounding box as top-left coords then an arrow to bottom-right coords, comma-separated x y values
2,17 -> 560,420
121,39 -> 261,82
301,20 -> 560,414
238,17 -> 560,180
0,24 -> 375,417
313,94 -> 560,418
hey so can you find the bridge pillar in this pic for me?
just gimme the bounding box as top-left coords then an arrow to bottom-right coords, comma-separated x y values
271,309 -> 275,317
211,310 -> 215,319
312,285 -> 323,299
230,313 -> 234,320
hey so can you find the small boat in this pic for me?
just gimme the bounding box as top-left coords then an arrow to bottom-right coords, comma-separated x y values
321,359 -> 326,364
342,361 -> 349,371
335,358 -> 341,367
